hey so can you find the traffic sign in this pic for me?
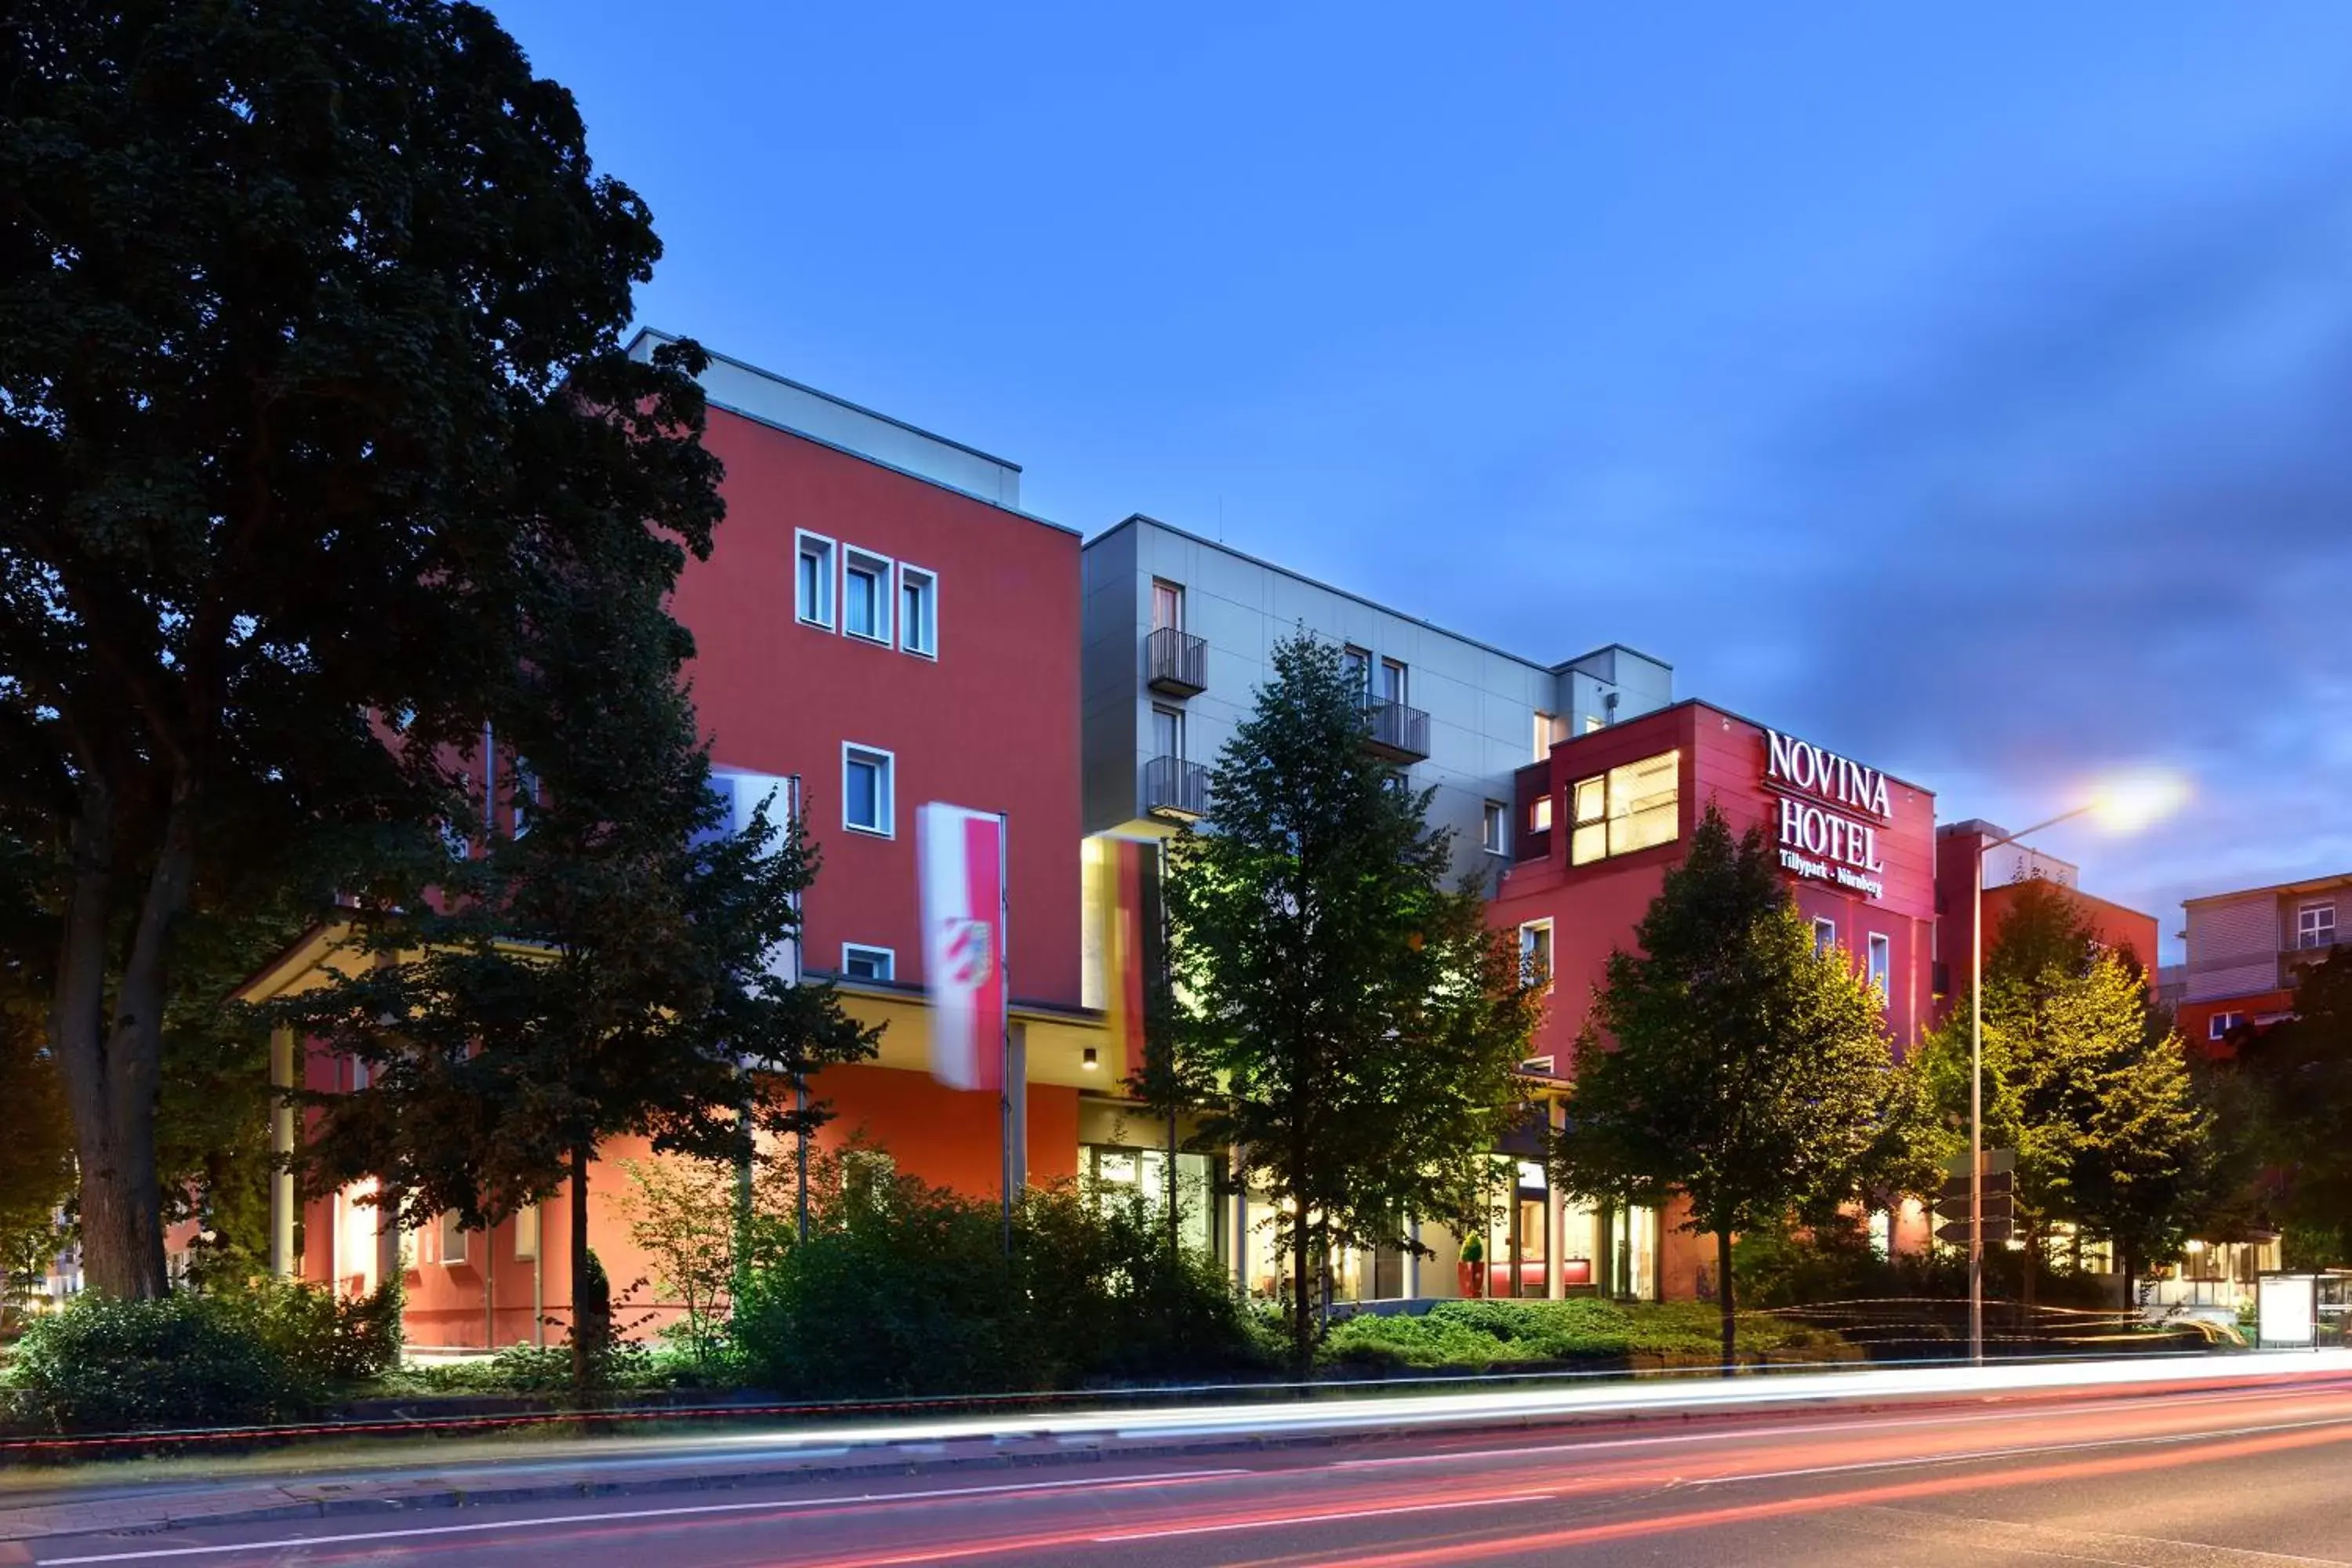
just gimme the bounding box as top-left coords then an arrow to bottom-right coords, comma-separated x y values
1937,1218 -> 2013,1246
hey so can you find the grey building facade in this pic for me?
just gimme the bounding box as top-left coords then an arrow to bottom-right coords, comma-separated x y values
1080,514 -> 1672,889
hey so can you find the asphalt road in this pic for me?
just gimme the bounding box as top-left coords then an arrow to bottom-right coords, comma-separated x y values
22,1371 -> 2352,1566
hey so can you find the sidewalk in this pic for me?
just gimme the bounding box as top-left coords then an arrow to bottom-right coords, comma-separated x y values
5,1350 -> 2347,1544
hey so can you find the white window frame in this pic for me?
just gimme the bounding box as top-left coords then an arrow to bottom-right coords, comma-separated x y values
2209,1011 -> 2242,1041
1152,579 -> 1185,632
1483,800 -> 1508,856
514,1203 -> 539,1262
1379,656 -> 1408,706
841,546 -> 895,645
1532,711 -> 1556,762
1530,794 -> 1554,833
1519,918 -> 1555,993
1867,932 -> 1891,996
841,943 -> 895,982
2299,901 -> 2336,949
1813,916 -> 1838,955
841,742 -> 895,838
897,562 -> 938,659
436,1211 -> 469,1267
794,530 -> 837,630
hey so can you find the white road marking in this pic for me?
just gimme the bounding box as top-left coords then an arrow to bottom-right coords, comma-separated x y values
1089,1491 -> 1555,1542
38,1468 -> 1250,1564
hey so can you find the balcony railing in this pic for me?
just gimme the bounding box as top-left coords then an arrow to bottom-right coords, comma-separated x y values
1362,698 -> 1431,763
1145,626 -> 1208,697
1143,754 -> 1210,820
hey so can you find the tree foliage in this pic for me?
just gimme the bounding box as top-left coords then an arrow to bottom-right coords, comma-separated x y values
1549,806 -> 1916,1372
2238,955 -> 2352,1265
1914,884 -> 2210,1298
1,0 -> 724,1296
1157,633 -> 1542,1371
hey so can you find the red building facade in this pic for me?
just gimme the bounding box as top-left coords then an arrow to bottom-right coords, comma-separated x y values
1493,700 -> 1939,1065
1487,701 -> 1939,1300
247,337 -> 1105,1347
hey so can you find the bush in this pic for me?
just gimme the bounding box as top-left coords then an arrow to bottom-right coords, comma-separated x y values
0,1279 -> 403,1435
1319,1298 -> 1852,1371
733,1172 -> 1266,1397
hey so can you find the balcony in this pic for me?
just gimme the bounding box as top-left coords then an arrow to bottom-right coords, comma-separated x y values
1145,627 -> 1207,698
2282,935 -> 2350,985
1143,754 -> 1210,820
1362,698 -> 1430,764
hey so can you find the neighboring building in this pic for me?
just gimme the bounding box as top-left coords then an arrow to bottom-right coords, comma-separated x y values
2179,871 -> 2352,1051
1929,822 -> 2161,1025
1488,702 -> 1940,1300
1080,512 -> 1672,895
1078,514 -> 1674,1306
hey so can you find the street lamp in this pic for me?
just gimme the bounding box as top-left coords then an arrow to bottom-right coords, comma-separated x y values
1967,771 -> 2188,1366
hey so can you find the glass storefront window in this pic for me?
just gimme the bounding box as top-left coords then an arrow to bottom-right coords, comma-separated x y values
1085,1143 -> 1214,1257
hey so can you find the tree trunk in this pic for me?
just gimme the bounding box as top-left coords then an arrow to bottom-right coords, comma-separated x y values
2020,1214 -> 2039,1341
52,780 -> 182,1300
568,1139 -> 601,1391
1290,1215 -> 1314,1377
1717,1228 -> 1737,1377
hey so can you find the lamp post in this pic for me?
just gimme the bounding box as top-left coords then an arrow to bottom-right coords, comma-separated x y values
1965,774 -> 2187,1367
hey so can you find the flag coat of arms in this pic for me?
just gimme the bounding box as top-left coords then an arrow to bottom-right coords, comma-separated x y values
918,803 -> 1007,1092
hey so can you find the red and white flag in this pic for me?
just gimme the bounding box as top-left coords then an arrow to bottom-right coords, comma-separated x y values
918,803 -> 1007,1093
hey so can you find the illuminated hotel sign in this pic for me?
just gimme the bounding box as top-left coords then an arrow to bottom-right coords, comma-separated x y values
1762,729 -> 1888,901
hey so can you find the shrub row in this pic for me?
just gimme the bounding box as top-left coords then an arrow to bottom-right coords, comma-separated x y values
2,1279 -> 402,1434
1319,1297 -> 1854,1370
732,1174 -> 1272,1397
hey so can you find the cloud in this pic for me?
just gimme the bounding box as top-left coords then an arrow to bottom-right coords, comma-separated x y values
1479,141 -> 2352,949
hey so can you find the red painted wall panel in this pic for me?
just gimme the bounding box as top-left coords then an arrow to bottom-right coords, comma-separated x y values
669,408 -> 1083,1007
1493,701 -> 1940,1068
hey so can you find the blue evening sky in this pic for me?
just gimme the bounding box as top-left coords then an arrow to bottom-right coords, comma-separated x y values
488,2 -> 2352,956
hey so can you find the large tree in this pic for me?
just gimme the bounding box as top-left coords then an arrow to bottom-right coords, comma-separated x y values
1915,889 -> 2209,1305
272,559 -> 880,1385
1551,807 -> 1912,1373
1159,634 -> 1542,1372
0,0 -> 720,1296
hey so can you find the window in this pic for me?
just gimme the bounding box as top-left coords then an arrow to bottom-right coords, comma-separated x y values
1584,713 -> 1606,734
1152,705 -> 1183,762
1379,658 -> 1407,706
843,547 -> 893,643
2209,1011 -> 2244,1041
1532,712 -> 1556,761
1567,750 -> 1679,866
1814,917 -> 1838,955
435,1212 -> 469,1267
794,531 -> 836,628
1519,920 -> 1554,992
842,744 -> 894,837
1867,933 -> 1891,996
1570,775 -> 1606,866
514,1203 -> 539,1262
1342,646 -> 1371,699
842,944 -> 895,982
1152,579 -> 1183,631
1529,794 -> 1554,833
898,564 -> 938,658
1483,800 -> 1508,855
2299,902 -> 2337,949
